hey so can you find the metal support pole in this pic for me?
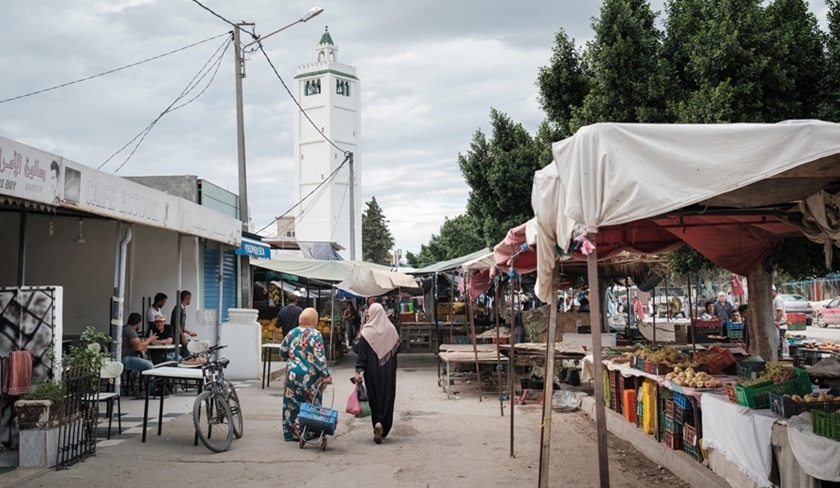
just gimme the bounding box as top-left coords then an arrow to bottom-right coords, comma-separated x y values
466,274 -> 482,402
234,23 -> 254,309
537,266 -> 559,488
348,152 -> 356,260
495,283 -> 504,416
509,277 -> 516,458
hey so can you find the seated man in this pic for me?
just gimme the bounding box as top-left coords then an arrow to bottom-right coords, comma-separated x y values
700,301 -> 715,320
147,313 -> 179,363
122,312 -> 157,372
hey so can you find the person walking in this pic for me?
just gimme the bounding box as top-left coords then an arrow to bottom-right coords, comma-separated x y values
278,307 -> 332,442
343,301 -> 360,349
275,296 -> 303,342
354,302 -> 401,444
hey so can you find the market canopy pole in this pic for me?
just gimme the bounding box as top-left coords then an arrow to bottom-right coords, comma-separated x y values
466,273 -> 483,402
509,274 -> 516,458
587,232 -> 610,488
537,266 -> 559,488
494,281 -> 504,417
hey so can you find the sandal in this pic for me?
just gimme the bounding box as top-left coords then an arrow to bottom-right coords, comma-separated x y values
374,422 -> 383,444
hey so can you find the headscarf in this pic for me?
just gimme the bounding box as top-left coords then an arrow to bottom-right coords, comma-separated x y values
298,307 -> 319,328
360,303 -> 400,365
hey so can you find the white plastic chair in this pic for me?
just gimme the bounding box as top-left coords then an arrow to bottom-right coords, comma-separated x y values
97,361 -> 124,439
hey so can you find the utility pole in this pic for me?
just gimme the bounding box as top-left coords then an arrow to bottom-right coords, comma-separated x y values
348,152 -> 356,260
234,23 -> 254,309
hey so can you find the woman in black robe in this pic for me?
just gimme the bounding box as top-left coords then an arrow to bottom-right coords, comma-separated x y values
354,302 -> 400,444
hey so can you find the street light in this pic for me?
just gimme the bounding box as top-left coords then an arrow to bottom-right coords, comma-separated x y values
234,7 -> 323,308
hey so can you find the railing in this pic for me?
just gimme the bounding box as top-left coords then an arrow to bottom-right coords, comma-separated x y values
56,366 -> 99,470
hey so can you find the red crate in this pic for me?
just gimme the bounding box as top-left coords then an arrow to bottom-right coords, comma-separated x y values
665,431 -> 682,450
692,318 -> 723,329
623,390 -> 637,424
694,346 -> 736,374
725,383 -> 738,403
683,423 -> 698,446
665,399 -> 676,418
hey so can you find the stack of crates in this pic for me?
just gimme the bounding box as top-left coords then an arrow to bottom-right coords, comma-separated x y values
608,370 -> 622,414
672,391 -> 702,460
663,398 -> 683,449
641,379 -> 656,434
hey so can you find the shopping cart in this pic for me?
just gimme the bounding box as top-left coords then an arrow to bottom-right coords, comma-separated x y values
298,382 -> 338,451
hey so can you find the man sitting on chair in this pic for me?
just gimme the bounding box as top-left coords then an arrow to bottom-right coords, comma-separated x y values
122,312 -> 157,372
147,313 -> 178,363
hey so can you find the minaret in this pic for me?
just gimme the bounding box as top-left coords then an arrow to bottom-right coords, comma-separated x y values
292,27 -> 362,260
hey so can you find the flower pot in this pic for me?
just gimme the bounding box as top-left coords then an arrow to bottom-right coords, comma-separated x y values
15,400 -> 61,468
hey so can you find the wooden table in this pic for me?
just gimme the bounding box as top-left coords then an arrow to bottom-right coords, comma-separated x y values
141,367 -> 203,443
438,349 -> 506,399
261,343 -> 283,389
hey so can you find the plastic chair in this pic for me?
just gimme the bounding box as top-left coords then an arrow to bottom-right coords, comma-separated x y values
97,361 -> 124,439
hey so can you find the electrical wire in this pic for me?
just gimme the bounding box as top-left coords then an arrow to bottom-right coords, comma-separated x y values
190,0 -> 237,29
0,32 -> 230,105
256,153 -> 349,235
99,36 -> 232,173
257,43 -> 350,156
330,170 -> 350,240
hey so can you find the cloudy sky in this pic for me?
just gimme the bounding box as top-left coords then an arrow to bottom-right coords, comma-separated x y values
0,0 -> 830,257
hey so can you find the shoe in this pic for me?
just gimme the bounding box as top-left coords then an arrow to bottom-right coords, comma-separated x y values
374,422 -> 383,444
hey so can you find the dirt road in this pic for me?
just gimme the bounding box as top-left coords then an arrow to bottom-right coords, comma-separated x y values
15,354 -> 689,488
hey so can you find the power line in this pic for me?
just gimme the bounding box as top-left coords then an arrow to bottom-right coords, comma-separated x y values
190,0 -> 237,29
256,153 -> 349,235
256,43 -> 350,156
99,36 -> 232,173
0,32 -> 230,105
330,172 -> 350,240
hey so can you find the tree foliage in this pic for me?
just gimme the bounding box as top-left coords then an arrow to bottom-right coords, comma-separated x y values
412,214 -> 484,267
361,197 -> 394,265
458,109 -> 548,248
536,29 -> 590,137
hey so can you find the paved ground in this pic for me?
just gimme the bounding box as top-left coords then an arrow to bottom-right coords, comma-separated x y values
794,324 -> 840,343
5,354 -> 694,488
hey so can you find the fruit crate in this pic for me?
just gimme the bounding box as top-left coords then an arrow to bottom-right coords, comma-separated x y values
665,431 -> 682,450
737,361 -> 767,380
812,409 -> 840,441
643,361 -> 672,376
635,356 -> 646,371
683,441 -> 702,462
664,414 -> 683,434
786,313 -> 807,331
623,389 -> 637,424
725,383 -> 738,403
694,346 -> 736,375
727,329 -> 744,339
769,389 -> 840,418
672,391 -> 691,410
683,422 -> 698,446
664,399 -> 676,418
675,403 -> 695,425
299,402 -> 339,435
692,318 -> 723,330
734,367 -> 812,409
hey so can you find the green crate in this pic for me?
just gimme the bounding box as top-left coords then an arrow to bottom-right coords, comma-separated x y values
683,441 -> 702,462
734,367 -> 811,409
664,414 -> 683,434
737,361 -> 767,380
812,409 -> 840,441
727,329 -> 744,339
787,321 -> 807,331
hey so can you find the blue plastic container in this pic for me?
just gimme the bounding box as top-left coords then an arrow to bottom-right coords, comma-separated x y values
299,403 -> 339,435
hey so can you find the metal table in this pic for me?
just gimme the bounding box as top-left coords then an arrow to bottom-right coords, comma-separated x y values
261,343 -> 283,389
141,366 -> 203,443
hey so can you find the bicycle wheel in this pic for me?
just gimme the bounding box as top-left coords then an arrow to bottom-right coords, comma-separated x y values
193,390 -> 234,453
223,380 -> 244,439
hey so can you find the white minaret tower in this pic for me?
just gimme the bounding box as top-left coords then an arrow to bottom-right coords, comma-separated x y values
293,27 -> 362,260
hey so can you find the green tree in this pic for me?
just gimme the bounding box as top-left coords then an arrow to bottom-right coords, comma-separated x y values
458,109 -> 547,248
361,197 -> 394,265
536,29 -> 590,138
823,0 -> 840,120
413,214 -> 484,266
572,0 -> 666,128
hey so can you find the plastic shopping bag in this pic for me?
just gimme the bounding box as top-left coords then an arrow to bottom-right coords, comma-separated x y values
356,383 -> 371,418
345,386 -> 361,415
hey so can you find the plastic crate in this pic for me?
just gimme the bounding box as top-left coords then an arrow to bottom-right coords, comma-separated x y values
664,415 -> 683,434
635,356 -> 646,371
665,431 -> 682,450
692,318 -> 723,330
299,402 -> 339,435
734,367 -> 812,409
623,389 -> 637,424
683,441 -> 702,462
727,329 -> 744,339
675,403 -> 695,425
641,380 -> 656,434
694,346 -> 736,375
725,383 -> 738,403
683,422 -> 698,446
665,399 -> 676,418
737,361 -> 767,380
673,391 -> 691,410
787,321 -> 807,331
812,409 -> 840,441
769,389 -> 840,418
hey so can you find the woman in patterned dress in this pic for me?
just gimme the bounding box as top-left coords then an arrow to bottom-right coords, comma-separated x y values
279,307 -> 332,441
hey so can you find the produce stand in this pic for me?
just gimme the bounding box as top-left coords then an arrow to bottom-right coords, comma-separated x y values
582,346 -> 840,488
399,322 -> 440,353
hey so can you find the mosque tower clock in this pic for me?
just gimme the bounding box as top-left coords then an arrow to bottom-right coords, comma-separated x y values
292,27 -> 362,259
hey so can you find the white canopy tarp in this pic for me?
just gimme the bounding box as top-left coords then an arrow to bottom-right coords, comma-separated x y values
251,255 -> 392,283
459,251 -> 496,273
335,266 -> 419,297
531,121 -> 840,302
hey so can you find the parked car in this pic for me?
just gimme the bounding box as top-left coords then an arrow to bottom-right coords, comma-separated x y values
815,296 -> 840,328
779,294 -> 813,326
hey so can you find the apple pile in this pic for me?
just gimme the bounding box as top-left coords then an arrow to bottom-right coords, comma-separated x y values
784,391 -> 838,403
665,366 -> 723,389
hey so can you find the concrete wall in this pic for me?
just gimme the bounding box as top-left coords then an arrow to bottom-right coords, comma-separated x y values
125,175 -> 199,202
0,211 -> 204,337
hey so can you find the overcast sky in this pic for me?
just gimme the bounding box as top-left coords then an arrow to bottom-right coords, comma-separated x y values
0,0 -> 830,257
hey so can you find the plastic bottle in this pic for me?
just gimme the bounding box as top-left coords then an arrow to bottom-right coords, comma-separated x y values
782,337 -> 790,358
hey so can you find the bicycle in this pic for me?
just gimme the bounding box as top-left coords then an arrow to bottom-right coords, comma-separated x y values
188,344 -> 244,452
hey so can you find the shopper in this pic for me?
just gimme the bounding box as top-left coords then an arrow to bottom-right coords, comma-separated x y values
278,307 -> 332,442
354,302 -> 401,444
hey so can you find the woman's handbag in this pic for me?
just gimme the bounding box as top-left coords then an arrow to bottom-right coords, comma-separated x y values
345,386 -> 361,415
356,383 -> 371,418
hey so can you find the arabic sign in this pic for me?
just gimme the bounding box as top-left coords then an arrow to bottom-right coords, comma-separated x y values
1,134 -> 240,245
0,136 -> 63,206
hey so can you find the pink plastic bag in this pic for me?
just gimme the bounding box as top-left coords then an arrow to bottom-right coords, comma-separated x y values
345,387 -> 361,415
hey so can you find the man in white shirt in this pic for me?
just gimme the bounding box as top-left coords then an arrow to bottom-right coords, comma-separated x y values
146,292 -> 168,330
772,285 -> 786,348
